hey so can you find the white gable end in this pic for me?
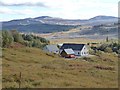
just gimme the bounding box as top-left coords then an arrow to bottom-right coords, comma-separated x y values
81,45 -> 89,56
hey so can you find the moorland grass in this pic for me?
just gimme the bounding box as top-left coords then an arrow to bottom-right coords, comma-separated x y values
2,47 -> 118,88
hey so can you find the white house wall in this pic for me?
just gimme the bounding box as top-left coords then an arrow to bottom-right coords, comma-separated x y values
81,45 -> 89,56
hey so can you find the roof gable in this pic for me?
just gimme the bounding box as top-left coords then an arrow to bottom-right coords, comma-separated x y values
60,43 -> 85,50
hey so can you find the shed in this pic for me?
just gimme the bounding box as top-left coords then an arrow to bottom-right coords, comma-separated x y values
60,48 -> 75,58
43,45 -> 59,54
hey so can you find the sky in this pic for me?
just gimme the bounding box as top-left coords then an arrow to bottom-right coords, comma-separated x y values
0,0 -> 119,21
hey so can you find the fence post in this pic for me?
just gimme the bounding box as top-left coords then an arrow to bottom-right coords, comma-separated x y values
19,72 -> 22,88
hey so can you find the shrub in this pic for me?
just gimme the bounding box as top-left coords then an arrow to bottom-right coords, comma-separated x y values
11,30 -> 23,43
89,49 -> 95,55
97,44 -> 108,51
22,34 -> 33,41
94,50 -> 103,56
2,30 -> 14,47
83,57 -> 94,62
104,47 -> 113,53
2,30 -> 50,49
95,41 -> 119,54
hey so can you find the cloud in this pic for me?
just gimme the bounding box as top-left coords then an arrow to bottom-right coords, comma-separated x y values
0,1 -> 47,7
0,7 -> 36,15
0,0 -> 118,21
0,8 -> 13,14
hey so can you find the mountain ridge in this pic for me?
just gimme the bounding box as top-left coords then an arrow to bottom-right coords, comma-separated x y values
2,15 -> 117,26
2,15 -> 117,22
2,15 -> 118,34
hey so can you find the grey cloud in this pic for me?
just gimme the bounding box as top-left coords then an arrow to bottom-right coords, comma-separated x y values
0,1 -> 48,7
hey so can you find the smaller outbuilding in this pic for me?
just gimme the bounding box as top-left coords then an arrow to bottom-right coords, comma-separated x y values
43,45 -> 59,54
60,48 -> 75,58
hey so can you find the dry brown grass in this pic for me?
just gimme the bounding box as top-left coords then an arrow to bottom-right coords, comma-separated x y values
2,47 -> 118,88
50,38 -> 103,44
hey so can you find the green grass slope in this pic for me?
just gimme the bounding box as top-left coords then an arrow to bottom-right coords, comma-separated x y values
2,47 -> 118,88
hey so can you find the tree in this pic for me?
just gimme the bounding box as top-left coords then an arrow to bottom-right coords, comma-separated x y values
32,40 -> 40,48
97,44 -> 108,51
24,35 -> 33,41
2,30 -> 50,49
2,30 -> 14,47
106,36 -> 109,42
11,30 -> 23,43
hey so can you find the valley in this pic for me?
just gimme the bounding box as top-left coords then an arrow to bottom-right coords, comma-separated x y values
1,15 -> 119,88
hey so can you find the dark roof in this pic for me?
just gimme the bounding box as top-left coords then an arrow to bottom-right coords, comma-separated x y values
62,49 -> 75,54
60,43 -> 85,50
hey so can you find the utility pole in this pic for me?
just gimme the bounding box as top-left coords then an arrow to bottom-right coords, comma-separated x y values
106,30 -> 109,42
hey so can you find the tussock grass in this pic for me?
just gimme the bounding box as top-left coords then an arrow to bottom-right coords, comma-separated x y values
2,47 -> 118,88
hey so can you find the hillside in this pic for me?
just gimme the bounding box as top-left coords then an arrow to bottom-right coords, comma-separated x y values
1,15 -> 117,34
2,23 -> 77,33
2,47 -> 118,88
34,23 -> 118,40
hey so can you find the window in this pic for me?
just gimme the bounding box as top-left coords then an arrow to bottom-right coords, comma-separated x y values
78,52 -> 80,54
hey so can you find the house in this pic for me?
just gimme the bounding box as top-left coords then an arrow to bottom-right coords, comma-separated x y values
57,43 -> 63,48
60,43 -> 89,56
60,48 -> 75,58
43,45 -> 59,54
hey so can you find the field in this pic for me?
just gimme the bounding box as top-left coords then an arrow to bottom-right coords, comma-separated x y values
2,47 -> 118,88
50,38 -> 103,44
31,27 -> 104,44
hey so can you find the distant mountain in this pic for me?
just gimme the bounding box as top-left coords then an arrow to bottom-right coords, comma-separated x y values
35,16 -> 52,19
87,15 -> 117,25
2,15 -> 117,33
89,15 -> 117,20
